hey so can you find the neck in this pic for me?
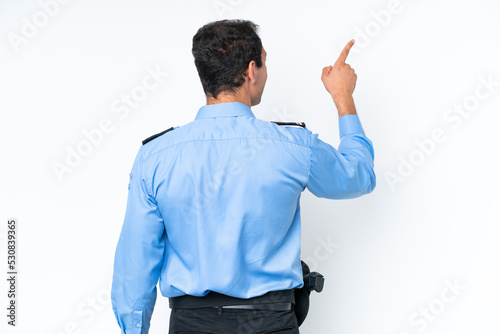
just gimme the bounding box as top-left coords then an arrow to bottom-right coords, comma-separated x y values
206,91 -> 251,108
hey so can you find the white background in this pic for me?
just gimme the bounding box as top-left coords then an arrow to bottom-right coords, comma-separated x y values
1,0 -> 499,333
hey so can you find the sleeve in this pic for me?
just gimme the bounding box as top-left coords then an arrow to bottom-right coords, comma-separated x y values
111,146 -> 166,334
306,114 -> 376,199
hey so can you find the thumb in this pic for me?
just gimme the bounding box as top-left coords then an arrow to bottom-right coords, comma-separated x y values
322,65 -> 332,76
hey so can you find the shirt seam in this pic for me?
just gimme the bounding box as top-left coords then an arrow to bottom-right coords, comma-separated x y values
305,132 -> 312,186
223,269 -> 245,295
144,137 -> 309,159
139,146 -> 154,199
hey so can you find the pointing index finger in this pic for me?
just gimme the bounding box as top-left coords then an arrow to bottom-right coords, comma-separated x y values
335,39 -> 355,65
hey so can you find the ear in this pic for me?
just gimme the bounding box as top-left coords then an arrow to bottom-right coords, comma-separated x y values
246,60 -> 257,84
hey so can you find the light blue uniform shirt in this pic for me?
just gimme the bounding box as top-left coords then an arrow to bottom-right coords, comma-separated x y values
111,101 -> 376,333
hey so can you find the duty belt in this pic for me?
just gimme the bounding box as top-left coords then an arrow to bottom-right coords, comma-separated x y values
169,289 -> 295,310
168,260 -> 324,327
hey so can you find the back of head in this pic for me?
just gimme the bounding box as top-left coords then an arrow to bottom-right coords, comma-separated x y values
192,19 -> 263,99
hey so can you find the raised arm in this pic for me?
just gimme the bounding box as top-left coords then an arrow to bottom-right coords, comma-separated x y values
306,40 -> 376,199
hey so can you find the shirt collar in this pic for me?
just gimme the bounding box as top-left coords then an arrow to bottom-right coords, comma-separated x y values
195,102 -> 255,120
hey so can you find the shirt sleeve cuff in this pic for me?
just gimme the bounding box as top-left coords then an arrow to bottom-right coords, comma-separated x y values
338,114 -> 366,138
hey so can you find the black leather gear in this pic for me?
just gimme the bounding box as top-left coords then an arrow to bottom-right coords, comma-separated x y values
293,260 -> 324,327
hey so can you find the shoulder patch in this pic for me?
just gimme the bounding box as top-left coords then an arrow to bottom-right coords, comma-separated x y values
142,127 -> 174,145
271,121 -> 306,128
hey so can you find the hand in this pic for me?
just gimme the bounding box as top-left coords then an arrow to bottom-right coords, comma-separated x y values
321,39 -> 357,103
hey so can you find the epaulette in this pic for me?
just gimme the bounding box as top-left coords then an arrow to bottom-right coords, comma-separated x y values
142,126 -> 174,145
271,121 -> 306,128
